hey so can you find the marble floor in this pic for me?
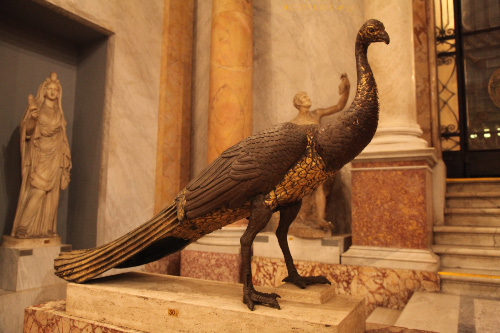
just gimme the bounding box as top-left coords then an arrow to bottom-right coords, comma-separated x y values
367,292 -> 500,333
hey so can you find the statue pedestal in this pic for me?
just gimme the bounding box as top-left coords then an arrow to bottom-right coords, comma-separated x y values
29,272 -> 366,332
0,237 -> 70,332
0,238 -> 70,291
1,235 -> 61,248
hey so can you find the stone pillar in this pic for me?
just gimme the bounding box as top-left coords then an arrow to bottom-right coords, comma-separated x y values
154,0 -> 194,212
206,0 -> 253,163
363,0 -> 428,152
342,0 -> 441,271
146,0 -> 194,276
180,0 -> 253,283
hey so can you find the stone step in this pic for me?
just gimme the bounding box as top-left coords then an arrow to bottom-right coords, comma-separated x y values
447,178 -> 500,193
446,192 -> 500,208
433,245 -> 500,271
444,208 -> 500,227
433,226 -> 500,247
439,268 -> 500,298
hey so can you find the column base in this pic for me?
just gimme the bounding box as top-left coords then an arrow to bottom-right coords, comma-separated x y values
364,126 -> 429,152
341,245 -> 440,271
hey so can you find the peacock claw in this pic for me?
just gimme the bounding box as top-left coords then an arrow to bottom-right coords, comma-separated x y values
243,287 -> 281,311
283,274 -> 331,289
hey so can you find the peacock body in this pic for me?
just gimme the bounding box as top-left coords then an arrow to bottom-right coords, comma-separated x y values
55,19 -> 390,310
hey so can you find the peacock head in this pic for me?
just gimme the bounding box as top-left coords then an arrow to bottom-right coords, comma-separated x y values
358,19 -> 390,46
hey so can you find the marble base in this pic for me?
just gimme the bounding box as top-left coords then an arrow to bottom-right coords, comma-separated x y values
252,256 -> 440,312
64,272 -> 366,332
1,283 -> 66,333
1,235 -> 61,248
180,227 -> 246,282
341,246 -> 440,271
351,149 -> 437,249
253,231 -> 350,264
24,300 -> 139,333
180,249 -> 241,282
0,243 -> 70,291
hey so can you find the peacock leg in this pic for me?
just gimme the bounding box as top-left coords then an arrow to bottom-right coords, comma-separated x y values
241,195 -> 280,310
276,201 -> 331,288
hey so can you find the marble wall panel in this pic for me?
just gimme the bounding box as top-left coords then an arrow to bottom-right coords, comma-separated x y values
191,0 -> 212,178
145,253 -> 181,276
192,0 -> 364,177
43,0 -> 164,245
252,256 -> 439,313
351,162 -> 432,249
180,249 -> 241,282
252,0 -> 363,133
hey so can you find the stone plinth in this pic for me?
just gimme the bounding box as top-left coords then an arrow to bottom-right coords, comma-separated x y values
0,242 -> 69,291
1,235 -> 61,248
253,231 -> 351,264
343,149 -> 439,271
0,239 -> 69,332
63,272 -> 365,332
252,257 -> 440,313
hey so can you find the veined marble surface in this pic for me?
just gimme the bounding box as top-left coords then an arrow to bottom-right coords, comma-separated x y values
252,0 -> 362,132
192,0 -> 363,177
252,256 -> 440,313
0,245 -> 65,291
45,0 -> 164,245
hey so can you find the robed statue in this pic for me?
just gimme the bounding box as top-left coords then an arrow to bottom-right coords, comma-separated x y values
11,72 -> 71,238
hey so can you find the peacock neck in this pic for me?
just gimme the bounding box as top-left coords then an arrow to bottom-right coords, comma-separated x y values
351,35 -> 378,115
315,35 -> 380,171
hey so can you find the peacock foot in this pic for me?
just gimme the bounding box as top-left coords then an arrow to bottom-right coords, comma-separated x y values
283,272 -> 331,289
243,286 -> 281,311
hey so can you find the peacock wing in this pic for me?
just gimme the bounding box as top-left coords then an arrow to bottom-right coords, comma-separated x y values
184,122 -> 311,219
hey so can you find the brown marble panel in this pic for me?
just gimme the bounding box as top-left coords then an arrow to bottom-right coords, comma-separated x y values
180,249 -> 241,283
252,256 -> 439,314
353,161 -> 427,168
24,300 -> 139,332
351,167 -> 430,249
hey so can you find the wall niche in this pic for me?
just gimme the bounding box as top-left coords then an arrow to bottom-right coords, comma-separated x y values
0,0 -> 111,249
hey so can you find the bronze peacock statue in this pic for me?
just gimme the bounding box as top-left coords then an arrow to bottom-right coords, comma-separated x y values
55,19 -> 390,310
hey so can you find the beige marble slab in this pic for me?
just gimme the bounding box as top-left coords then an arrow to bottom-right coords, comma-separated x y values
66,272 -> 366,332
395,292 -> 460,333
0,244 -> 66,291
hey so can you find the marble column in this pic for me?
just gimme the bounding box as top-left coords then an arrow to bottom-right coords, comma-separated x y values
363,0 -> 428,152
181,0 -> 253,283
154,0 -> 194,212
342,0 -> 442,271
206,0 -> 253,163
146,0 -> 194,276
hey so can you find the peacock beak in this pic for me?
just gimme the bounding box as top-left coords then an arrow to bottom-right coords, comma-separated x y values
380,31 -> 390,44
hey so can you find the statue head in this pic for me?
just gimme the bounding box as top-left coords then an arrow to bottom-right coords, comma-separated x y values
43,72 -> 61,101
293,92 -> 312,110
358,19 -> 390,45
